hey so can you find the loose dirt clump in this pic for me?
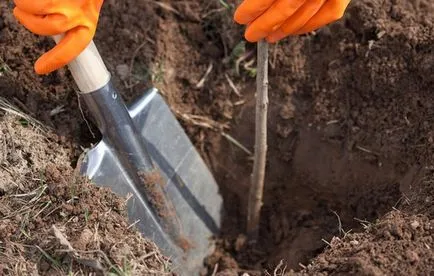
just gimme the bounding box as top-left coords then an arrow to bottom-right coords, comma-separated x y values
0,107 -> 172,275
139,169 -> 170,220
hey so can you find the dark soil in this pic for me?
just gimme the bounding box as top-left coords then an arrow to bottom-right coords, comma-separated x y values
1,0 -> 433,275
295,211 -> 434,276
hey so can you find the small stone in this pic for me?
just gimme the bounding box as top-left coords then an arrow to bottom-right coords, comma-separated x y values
330,236 -> 341,247
116,64 -> 130,81
280,104 -> 294,120
377,30 -> 386,39
74,228 -> 93,250
411,220 -> 420,229
350,240 -> 359,246
39,260 -> 50,272
235,234 -> 247,252
277,124 -> 293,138
6,150 -> 21,165
220,255 -> 239,270
316,256 -> 327,265
406,250 -> 419,264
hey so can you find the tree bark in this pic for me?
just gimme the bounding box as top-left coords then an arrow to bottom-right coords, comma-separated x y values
247,39 -> 269,240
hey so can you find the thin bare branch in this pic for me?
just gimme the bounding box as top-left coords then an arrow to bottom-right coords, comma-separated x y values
247,40 -> 269,239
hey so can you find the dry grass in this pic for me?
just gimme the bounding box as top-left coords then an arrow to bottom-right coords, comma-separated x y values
0,101 -> 172,275
0,97 -> 58,194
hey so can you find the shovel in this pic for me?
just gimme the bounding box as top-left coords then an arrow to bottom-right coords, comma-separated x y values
51,35 -> 224,275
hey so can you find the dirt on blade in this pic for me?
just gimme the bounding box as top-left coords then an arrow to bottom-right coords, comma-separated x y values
137,169 -> 194,252
1,0 -> 434,275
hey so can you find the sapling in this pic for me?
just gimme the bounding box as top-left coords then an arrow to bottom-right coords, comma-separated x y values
247,40 -> 269,240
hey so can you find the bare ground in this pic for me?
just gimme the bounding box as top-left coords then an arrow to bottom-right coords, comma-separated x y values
1,0 -> 434,275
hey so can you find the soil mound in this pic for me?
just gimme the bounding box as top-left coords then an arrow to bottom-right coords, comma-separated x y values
0,107 -> 171,274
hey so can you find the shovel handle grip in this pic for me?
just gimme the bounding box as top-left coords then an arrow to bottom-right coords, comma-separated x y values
52,35 -> 110,94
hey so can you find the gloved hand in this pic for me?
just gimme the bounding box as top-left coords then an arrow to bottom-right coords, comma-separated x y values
234,0 -> 350,43
13,0 -> 104,75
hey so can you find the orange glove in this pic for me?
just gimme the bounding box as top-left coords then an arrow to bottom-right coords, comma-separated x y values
234,0 -> 350,43
13,0 -> 104,75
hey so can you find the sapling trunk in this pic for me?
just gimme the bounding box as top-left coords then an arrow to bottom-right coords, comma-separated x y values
247,39 -> 269,240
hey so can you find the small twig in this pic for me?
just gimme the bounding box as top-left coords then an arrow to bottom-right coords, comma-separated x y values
13,97 -> 35,116
354,217 -> 373,229
321,238 -> 331,246
52,225 -> 76,252
221,132 -> 252,156
225,74 -> 242,97
52,226 -> 117,273
201,7 -> 227,19
49,105 -> 66,116
247,40 -> 269,239
235,50 -> 255,76
331,210 -> 344,236
144,1 -> 182,17
211,263 -> 219,276
270,42 -> 280,70
196,63 -> 213,88
273,260 -> 286,276
11,185 -> 46,199
175,111 -> 229,131
139,251 -> 157,261
355,145 -> 379,155
127,219 -> 140,230
33,201 -> 51,219
234,100 -> 246,106
76,92 -> 96,139
129,40 -> 148,93
35,245 -> 63,271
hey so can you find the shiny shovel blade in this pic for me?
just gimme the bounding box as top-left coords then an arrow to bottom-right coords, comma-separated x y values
78,87 -> 223,275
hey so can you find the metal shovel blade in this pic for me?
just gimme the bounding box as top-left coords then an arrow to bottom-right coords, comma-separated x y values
78,82 -> 223,275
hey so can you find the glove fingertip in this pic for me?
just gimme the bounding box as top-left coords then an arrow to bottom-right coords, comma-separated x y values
36,28 -> 93,75
244,33 -> 258,43
35,53 -> 66,75
234,10 -> 248,24
12,7 -> 25,22
245,26 -> 265,43
265,35 -> 280,43
35,60 -> 55,75
266,29 -> 286,43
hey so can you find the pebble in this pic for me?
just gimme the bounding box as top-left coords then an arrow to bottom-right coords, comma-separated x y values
406,250 -> 419,264
411,220 -> 420,229
116,64 -> 130,81
235,234 -> 247,252
350,240 -> 359,246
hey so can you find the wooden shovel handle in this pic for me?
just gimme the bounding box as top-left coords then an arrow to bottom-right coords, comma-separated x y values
52,35 -> 110,94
